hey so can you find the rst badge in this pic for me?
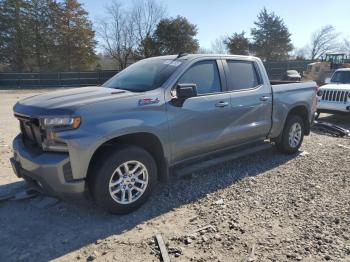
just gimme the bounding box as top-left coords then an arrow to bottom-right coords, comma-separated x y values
138,98 -> 160,106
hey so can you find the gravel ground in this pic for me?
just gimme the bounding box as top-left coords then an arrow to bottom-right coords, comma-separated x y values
0,89 -> 349,262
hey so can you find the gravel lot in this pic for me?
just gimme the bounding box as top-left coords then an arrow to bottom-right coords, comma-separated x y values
0,89 -> 349,262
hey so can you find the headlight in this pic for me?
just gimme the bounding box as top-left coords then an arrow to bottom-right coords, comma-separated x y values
40,116 -> 81,152
40,116 -> 81,130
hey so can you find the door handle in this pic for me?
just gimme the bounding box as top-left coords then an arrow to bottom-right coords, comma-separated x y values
260,96 -> 270,102
215,101 -> 229,107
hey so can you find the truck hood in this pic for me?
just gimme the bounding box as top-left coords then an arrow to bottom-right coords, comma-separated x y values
320,83 -> 350,90
14,86 -> 136,116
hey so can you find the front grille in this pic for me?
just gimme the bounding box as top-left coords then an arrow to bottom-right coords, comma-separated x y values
321,90 -> 349,103
15,114 -> 43,149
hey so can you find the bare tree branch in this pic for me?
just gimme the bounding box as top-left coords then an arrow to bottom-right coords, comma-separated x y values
96,0 -> 136,69
211,36 -> 228,54
132,0 -> 165,40
96,0 -> 165,66
131,0 -> 165,57
310,25 -> 340,60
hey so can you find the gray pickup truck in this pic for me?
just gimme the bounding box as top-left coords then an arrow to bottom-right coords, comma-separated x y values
11,54 -> 317,214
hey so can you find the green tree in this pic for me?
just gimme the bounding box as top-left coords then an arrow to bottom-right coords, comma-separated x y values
0,0 -> 31,71
224,31 -> 250,55
251,8 -> 293,61
55,0 -> 97,71
136,35 -> 160,58
153,16 -> 199,55
0,0 -> 97,72
26,0 -> 58,71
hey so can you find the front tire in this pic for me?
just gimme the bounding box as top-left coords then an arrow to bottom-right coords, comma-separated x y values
275,115 -> 305,154
88,145 -> 157,214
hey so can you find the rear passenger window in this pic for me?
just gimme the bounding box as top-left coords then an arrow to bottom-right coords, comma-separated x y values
226,60 -> 261,91
178,60 -> 221,95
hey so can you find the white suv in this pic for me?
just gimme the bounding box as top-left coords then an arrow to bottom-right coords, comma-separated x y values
317,68 -> 350,116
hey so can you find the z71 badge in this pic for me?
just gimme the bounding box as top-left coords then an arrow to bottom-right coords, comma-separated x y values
138,98 -> 160,106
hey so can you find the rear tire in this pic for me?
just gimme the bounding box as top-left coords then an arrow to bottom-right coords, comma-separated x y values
275,115 -> 305,154
88,145 -> 157,214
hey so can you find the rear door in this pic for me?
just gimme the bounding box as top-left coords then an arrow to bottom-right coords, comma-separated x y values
167,59 -> 233,163
222,59 -> 272,144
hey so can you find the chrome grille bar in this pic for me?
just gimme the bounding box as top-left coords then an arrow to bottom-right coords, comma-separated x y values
321,89 -> 349,103
14,114 -> 43,149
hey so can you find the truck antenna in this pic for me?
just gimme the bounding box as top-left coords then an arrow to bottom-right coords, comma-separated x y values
177,52 -> 188,58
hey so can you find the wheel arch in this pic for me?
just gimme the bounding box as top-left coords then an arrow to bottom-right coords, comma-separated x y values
87,132 -> 169,183
287,105 -> 311,135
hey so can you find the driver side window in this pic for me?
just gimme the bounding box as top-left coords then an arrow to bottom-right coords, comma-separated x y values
178,60 -> 221,95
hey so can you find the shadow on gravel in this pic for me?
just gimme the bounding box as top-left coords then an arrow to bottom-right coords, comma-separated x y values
0,181 -> 25,197
0,146 -> 297,261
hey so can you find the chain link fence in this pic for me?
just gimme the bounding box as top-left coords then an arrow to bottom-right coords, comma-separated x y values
0,70 -> 119,89
0,60 -> 315,89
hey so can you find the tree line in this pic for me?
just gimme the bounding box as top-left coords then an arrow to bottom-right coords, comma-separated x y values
0,0 -> 349,72
210,10 -> 348,61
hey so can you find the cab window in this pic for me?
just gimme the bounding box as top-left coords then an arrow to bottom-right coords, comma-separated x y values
178,60 -> 221,95
226,60 -> 261,91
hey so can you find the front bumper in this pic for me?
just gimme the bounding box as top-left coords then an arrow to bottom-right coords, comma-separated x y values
317,101 -> 350,113
11,134 -> 86,198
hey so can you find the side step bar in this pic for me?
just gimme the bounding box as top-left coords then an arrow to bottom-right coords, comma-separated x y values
173,142 -> 273,176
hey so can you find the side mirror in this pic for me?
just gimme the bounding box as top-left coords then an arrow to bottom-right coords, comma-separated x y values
324,78 -> 331,84
176,83 -> 197,99
171,83 -> 197,107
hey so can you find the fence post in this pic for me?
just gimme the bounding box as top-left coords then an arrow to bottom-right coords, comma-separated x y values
17,73 -> 20,88
78,71 -> 81,86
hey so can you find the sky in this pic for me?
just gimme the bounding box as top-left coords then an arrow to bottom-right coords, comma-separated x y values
81,0 -> 350,50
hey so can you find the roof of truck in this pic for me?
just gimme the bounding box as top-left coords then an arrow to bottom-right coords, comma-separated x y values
335,68 -> 350,72
148,54 -> 258,61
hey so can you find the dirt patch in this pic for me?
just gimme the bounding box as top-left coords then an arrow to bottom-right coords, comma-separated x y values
0,90 -> 349,261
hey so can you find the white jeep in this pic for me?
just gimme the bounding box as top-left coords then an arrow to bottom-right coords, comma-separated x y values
317,68 -> 350,116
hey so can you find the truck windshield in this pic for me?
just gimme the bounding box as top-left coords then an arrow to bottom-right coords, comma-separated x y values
102,59 -> 182,92
331,71 -> 350,84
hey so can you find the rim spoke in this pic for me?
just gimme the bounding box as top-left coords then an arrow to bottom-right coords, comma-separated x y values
135,178 -> 146,185
110,177 -> 123,186
128,189 -> 132,202
123,163 -> 129,173
116,167 -> 123,176
121,189 -> 126,202
111,186 -> 121,194
133,185 -> 144,193
130,163 -> 141,174
134,169 -> 144,177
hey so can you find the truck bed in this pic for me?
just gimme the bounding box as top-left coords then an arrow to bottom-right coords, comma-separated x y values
270,80 -> 302,85
268,80 -> 317,138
